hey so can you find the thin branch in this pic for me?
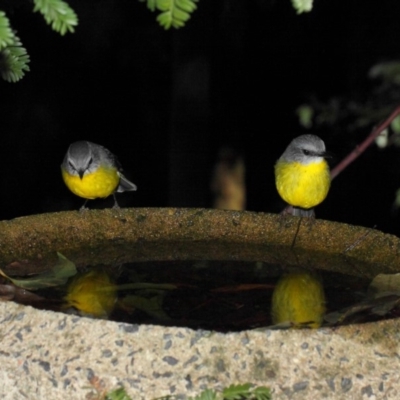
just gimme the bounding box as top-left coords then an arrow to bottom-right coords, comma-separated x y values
331,104 -> 400,179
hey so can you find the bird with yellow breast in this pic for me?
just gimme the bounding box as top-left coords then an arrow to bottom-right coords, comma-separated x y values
275,134 -> 331,217
61,141 -> 137,209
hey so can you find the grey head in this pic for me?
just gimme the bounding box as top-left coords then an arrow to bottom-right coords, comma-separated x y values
62,141 -> 114,179
279,134 -> 328,165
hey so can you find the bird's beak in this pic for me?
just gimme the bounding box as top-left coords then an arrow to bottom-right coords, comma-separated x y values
322,151 -> 333,159
78,170 -> 84,179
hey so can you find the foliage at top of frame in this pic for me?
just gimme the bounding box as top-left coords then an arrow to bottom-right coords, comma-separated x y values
0,34 -> 30,82
0,12 -> 30,83
0,0 -> 314,82
291,0 -> 314,14
139,0 -> 199,29
33,0 -> 78,35
139,0 -> 314,30
0,10 -> 14,50
0,0 -> 78,82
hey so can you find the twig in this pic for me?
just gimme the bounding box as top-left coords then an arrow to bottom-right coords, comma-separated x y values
331,104 -> 400,179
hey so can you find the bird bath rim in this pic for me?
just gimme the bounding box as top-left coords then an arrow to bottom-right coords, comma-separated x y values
0,207 -> 398,279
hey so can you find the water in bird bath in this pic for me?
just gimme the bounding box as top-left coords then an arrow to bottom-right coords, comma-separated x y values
3,257 -> 396,332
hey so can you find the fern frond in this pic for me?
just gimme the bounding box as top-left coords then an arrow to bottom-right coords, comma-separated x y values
291,0 -> 314,14
175,0 -> 197,13
252,386 -> 272,400
33,0 -> 78,35
138,0 -> 157,12
0,11 -> 16,51
189,389 -> 217,400
141,0 -> 198,29
222,383 -> 252,400
0,33 -> 30,82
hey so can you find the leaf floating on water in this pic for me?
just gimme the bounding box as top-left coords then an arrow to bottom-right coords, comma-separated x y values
0,284 -> 18,300
368,273 -> 400,296
0,283 -> 47,303
120,293 -> 171,321
371,296 -> 400,316
0,252 -> 77,290
324,293 -> 400,325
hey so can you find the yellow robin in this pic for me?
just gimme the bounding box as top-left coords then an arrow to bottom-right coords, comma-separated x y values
275,134 -> 331,217
61,141 -> 137,209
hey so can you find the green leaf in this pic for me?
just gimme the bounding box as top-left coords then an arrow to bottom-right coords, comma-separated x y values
223,383 -> 252,400
33,0 -> 78,35
105,387 -> 132,400
139,0 -> 157,12
144,0 -> 198,29
291,0 -> 313,14
0,11 -> 15,51
375,128 -> 388,149
156,0 -> 171,12
176,0 -> 197,13
152,384 -> 271,400
252,386 -> 272,400
391,115 -> 400,134
296,104 -> 314,129
0,252 -> 77,290
189,389 -> 218,400
0,43 -> 30,82
369,61 -> 400,85
0,13 -> 30,83
120,293 -> 171,320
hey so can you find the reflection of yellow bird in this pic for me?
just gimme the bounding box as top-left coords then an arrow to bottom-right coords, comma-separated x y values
64,269 -> 117,319
61,141 -> 137,209
275,135 -> 331,217
271,270 -> 326,328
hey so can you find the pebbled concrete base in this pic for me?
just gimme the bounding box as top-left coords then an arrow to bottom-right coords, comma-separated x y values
1,301 -> 400,399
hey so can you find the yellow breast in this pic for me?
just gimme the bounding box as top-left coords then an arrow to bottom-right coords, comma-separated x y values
275,159 -> 330,209
271,271 -> 326,329
62,165 -> 120,199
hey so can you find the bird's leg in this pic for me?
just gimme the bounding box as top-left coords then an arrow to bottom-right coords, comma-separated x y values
79,200 -> 89,212
280,205 -> 316,218
295,207 -> 316,231
292,207 -> 315,218
112,194 -> 120,209
278,206 -> 316,233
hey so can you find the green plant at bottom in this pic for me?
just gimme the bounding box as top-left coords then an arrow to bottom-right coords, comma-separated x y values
97,382 -> 272,400
154,383 -> 272,400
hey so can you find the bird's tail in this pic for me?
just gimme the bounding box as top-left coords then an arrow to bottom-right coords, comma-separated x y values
117,173 -> 137,192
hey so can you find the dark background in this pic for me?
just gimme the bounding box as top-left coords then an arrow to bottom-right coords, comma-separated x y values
2,0 -> 400,235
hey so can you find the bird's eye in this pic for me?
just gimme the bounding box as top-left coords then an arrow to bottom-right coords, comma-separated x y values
68,161 -> 75,170
88,157 -> 93,165
302,149 -> 311,156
